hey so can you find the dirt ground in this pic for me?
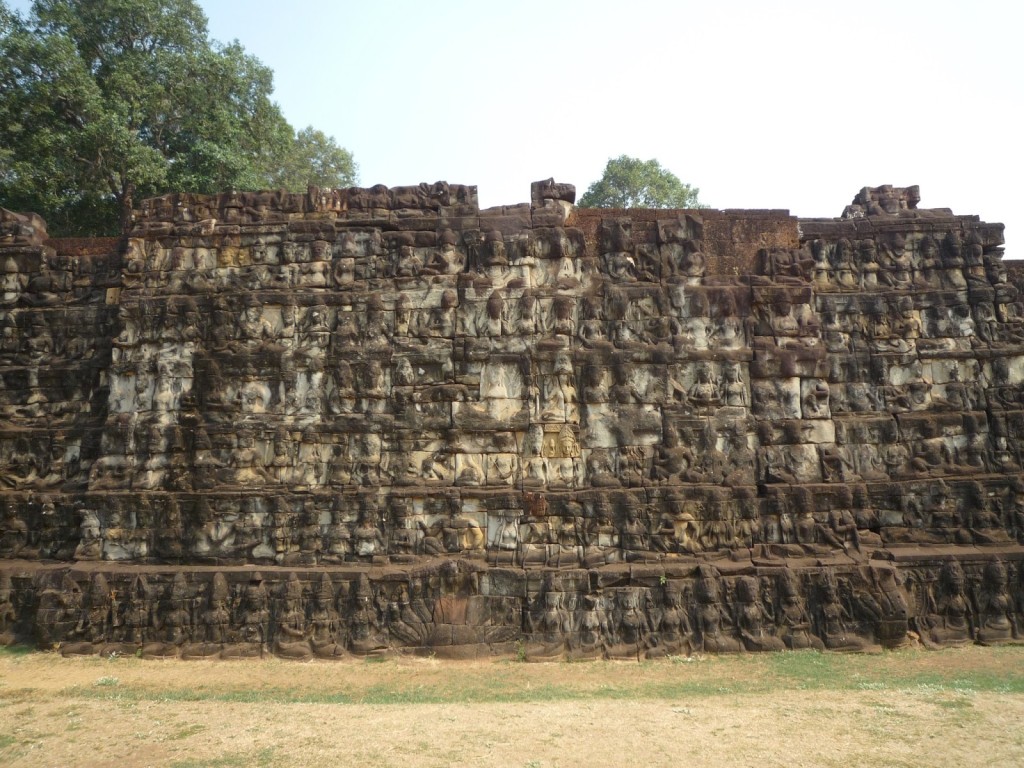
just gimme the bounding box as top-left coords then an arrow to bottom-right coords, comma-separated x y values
2,645 -> 1023,768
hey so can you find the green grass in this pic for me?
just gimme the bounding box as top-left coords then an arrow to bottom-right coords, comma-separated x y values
765,650 -> 1024,694
169,748 -> 276,768
0,645 -> 35,657
935,696 -> 973,710
57,656 -> 1024,705
170,723 -> 206,740
767,648 -> 838,683
11,646 -> 1022,707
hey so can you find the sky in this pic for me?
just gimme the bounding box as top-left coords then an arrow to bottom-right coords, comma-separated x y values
9,0 -> 1024,249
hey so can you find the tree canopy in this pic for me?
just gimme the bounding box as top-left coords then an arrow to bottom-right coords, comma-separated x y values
0,0 -> 357,236
268,126 -> 357,194
578,155 -> 704,209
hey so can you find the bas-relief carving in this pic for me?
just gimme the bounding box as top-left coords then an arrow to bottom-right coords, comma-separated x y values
1,183 -> 1023,656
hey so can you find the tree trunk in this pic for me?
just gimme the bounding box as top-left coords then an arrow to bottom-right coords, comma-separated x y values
119,183 -> 135,234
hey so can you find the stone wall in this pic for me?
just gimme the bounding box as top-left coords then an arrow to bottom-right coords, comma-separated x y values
0,182 -> 1022,659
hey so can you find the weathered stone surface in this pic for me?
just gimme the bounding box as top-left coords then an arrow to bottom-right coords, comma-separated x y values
1,182 -> 1022,659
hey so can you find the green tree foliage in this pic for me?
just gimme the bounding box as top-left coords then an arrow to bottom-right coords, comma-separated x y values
0,0 -> 356,236
578,155 -> 705,209
268,126 -> 358,193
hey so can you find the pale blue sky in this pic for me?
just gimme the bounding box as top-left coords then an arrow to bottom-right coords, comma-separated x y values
9,0 -> 1024,245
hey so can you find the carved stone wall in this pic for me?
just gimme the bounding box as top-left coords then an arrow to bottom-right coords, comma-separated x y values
1,182 -> 1022,659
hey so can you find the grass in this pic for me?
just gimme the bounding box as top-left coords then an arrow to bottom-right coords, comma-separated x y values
0,645 -> 35,658
762,649 -> 1024,694
2,646 -> 1023,768
35,646 -> 1024,706
170,724 -> 207,740
169,749 -> 276,768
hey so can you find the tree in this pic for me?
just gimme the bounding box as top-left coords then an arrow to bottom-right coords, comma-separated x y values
268,126 -> 358,193
0,0 -> 356,236
578,155 -> 705,209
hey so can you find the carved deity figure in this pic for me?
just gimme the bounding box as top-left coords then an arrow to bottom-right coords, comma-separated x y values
976,561 -> 1018,645
526,589 -> 572,659
227,430 -> 269,487
694,567 -> 741,653
918,561 -> 973,649
310,574 -> 346,658
735,576 -> 785,652
275,574 -> 312,660
237,299 -> 275,346
816,576 -> 870,651
777,571 -> 823,651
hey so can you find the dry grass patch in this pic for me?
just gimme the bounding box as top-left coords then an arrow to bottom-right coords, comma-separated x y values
1,645 -> 1023,767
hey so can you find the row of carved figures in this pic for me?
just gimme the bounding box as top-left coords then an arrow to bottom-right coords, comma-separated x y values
131,182 -> 484,230
6,413 -> 1023,497
5,477 -> 1024,562
6,475 -> 1024,565
3,560 -> 1021,658
101,279 -> 1023,359
806,233 -> 1005,293
78,422 -> 1024,493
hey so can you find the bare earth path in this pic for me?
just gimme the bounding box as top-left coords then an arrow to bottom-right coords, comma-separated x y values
2,646 -> 1024,768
